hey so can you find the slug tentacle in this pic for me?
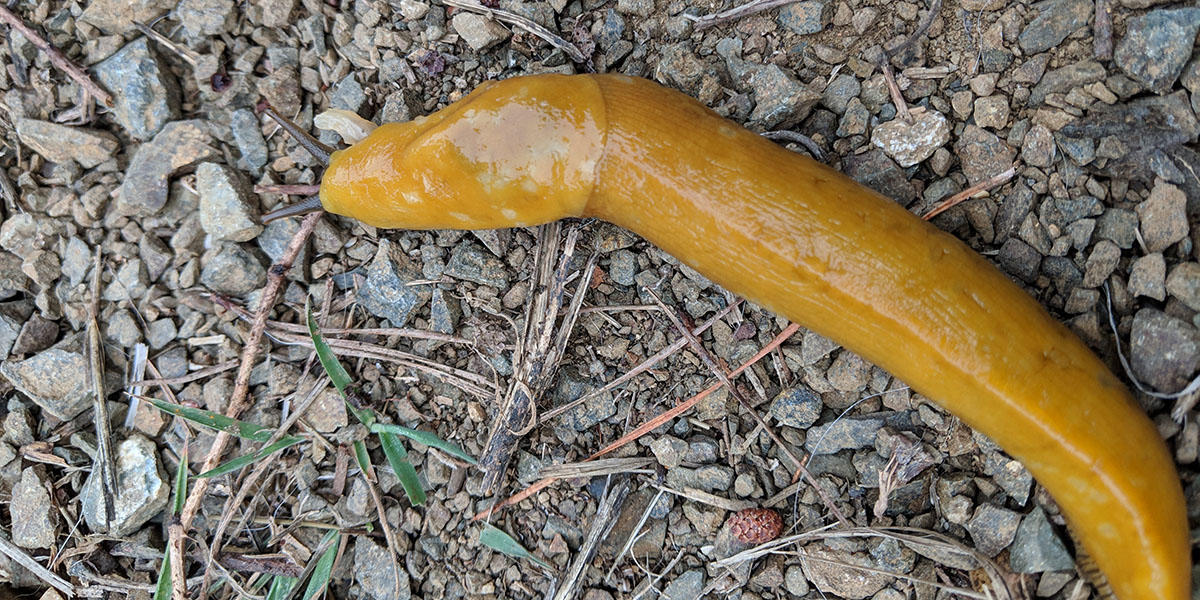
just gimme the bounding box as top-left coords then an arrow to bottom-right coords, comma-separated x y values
261,196 -> 324,224
303,73 -> 1188,600
262,105 -> 333,164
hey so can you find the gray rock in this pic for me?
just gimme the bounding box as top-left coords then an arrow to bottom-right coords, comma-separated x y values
0,310 -> 18,359
870,109 -> 951,167
965,504 -> 1020,557
801,545 -> 892,599
1136,181 -> 1189,252
770,386 -> 822,428
1130,308 -> 1200,393
429,288 -> 461,335
608,249 -> 637,286
822,74 -> 860,115
1030,61 -> 1106,105
747,65 -> 821,129
1042,256 -> 1082,295
1167,263 -> 1200,311
358,240 -> 431,327
552,369 -> 615,433
1020,124 -> 1056,167
93,38 -> 181,140
106,310 -> 141,348
0,348 -> 90,420
1082,240 -> 1121,288
1129,254 -> 1167,301
444,241 -> 509,289
259,0 -> 296,26
956,125 -> 1016,186
354,539 -> 411,600
146,319 -> 177,350
331,74 -> 367,115
257,67 -> 301,117
998,237 -> 1042,284
10,314 -> 57,357
176,0 -> 233,36
662,569 -> 704,600
21,250 -> 59,288
784,565 -> 810,596
256,218 -> 308,276
102,259 -> 149,302
11,467 -> 56,549
981,453 -> 1033,505
80,0 -> 174,33
139,235 -> 173,282
1009,507 -> 1074,572
616,0 -> 653,17
827,351 -> 869,391
1017,0 -> 1091,54
777,1 -> 828,35
973,95 -> 1009,129
200,243 -> 266,296
116,120 -> 215,215
593,9 -> 625,53
665,465 -> 733,492
230,109 -> 268,175
14,119 -> 118,168
805,417 -> 883,455
3,410 -> 34,446
197,163 -> 261,242
842,150 -> 918,205
650,436 -> 687,468
837,98 -> 869,136
1095,208 -> 1139,249
1114,8 -> 1200,94
80,435 -> 169,536
451,13 -> 509,50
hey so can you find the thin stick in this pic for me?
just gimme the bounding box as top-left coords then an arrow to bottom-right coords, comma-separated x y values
880,63 -> 912,123
883,0 -> 942,60
173,211 -> 323,587
87,250 -> 117,530
687,0 -> 803,30
0,5 -> 113,106
0,535 -> 74,597
443,0 -> 588,63
922,166 -> 1015,220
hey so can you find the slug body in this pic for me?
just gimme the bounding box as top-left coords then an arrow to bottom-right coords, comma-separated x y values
319,74 -> 1188,600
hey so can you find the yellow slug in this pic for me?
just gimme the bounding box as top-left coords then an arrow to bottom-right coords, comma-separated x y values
297,74 -> 1190,600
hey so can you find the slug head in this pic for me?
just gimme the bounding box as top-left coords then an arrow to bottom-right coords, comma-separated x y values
317,75 -> 607,230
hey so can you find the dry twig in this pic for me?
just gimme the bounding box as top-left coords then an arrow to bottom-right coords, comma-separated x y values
0,5 -> 113,107
0,535 -> 74,597
86,250 -> 117,531
922,166 -> 1016,220
171,211 -> 323,597
442,0 -> 587,63
686,0 -> 803,30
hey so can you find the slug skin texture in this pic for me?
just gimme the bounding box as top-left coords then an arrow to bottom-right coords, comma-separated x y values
319,74 -> 1189,600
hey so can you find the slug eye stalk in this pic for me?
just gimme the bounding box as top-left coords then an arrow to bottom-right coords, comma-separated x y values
259,103 -> 332,224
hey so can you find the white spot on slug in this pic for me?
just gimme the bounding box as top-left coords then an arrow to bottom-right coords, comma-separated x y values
449,212 -> 471,223
501,208 -> 518,220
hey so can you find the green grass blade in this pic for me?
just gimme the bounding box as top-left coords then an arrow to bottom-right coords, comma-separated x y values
344,401 -> 376,428
369,423 -> 478,464
265,575 -> 298,600
306,304 -> 353,393
378,432 -> 425,505
172,446 -> 188,515
352,440 -> 371,473
197,436 -> 305,478
153,550 -> 171,600
479,523 -> 551,570
300,531 -> 341,600
147,397 -> 273,442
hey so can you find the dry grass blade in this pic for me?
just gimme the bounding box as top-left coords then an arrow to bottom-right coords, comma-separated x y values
479,222 -> 597,494
0,535 -> 74,597
442,0 -> 587,63
686,0 -> 803,30
714,525 -> 1017,600
537,457 -> 655,479
87,250 -> 117,530
552,479 -> 629,600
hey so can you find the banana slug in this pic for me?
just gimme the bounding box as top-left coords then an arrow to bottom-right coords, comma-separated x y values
269,74 -> 1189,600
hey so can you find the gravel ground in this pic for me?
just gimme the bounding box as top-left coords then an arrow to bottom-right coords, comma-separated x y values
0,0 -> 1197,599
